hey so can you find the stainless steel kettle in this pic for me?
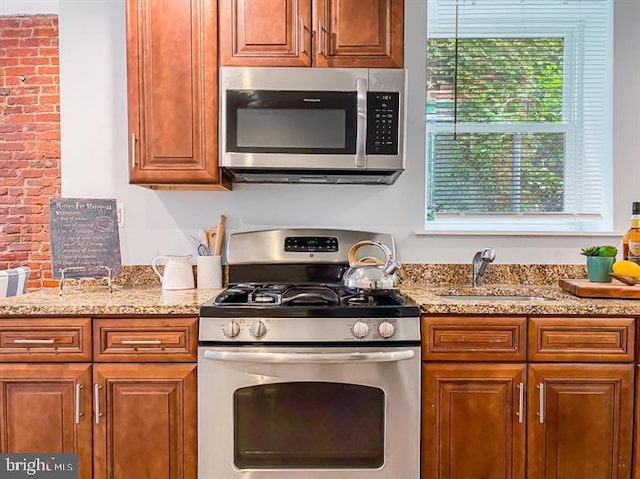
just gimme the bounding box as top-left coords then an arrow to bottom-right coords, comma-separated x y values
342,240 -> 400,291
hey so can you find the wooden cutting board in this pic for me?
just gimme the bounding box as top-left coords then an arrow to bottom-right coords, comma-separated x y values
559,279 -> 640,299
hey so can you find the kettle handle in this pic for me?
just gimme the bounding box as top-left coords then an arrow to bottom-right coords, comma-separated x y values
348,241 -> 393,266
151,256 -> 167,282
356,256 -> 384,266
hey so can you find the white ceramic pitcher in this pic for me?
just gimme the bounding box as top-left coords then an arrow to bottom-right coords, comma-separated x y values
152,254 -> 194,290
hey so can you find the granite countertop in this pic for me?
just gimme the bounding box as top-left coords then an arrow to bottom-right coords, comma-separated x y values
0,286 -> 224,316
400,283 -> 640,316
2,282 -> 640,317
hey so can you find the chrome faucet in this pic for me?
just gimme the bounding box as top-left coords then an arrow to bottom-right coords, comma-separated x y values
472,247 -> 496,287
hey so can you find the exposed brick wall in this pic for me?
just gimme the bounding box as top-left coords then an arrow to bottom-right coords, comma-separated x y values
0,15 -> 60,289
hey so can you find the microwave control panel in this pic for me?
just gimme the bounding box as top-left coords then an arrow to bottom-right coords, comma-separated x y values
366,92 -> 400,155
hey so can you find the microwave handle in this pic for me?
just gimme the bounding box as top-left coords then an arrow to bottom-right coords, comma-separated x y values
355,78 -> 367,168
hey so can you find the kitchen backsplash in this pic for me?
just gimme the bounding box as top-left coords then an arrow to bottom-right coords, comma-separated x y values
399,263 -> 587,286
46,263 -> 588,290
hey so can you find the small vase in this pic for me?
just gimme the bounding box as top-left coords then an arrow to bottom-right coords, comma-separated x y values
586,256 -> 615,283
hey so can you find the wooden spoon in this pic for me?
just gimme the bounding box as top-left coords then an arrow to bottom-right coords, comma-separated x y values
213,215 -> 226,256
208,215 -> 226,256
610,273 -> 639,286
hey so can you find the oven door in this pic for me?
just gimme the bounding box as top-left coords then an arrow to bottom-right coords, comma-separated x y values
198,345 -> 420,479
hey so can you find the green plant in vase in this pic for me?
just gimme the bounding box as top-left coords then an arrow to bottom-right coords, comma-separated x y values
580,245 -> 618,283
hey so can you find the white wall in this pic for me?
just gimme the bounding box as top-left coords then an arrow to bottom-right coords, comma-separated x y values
1,0 -> 57,14
56,0 -> 640,265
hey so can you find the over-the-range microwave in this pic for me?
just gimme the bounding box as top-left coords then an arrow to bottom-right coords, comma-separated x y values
220,67 -> 406,185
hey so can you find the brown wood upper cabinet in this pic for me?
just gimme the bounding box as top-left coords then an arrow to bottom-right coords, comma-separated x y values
219,0 -> 404,67
126,0 -> 228,189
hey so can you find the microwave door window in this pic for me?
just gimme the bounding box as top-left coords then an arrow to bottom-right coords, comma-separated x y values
237,109 -> 346,149
227,90 -> 357,154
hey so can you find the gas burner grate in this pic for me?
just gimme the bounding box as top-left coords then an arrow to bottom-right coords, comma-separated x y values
281,286 -> 340,306
214,283 -> 408,308
341,290 -> 407,307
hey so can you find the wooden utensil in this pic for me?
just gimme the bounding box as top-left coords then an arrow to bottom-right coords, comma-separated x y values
206,215 -> 226,256
206,227 -> 217,253
213,215 -> 226,256
611,273 -> 639,286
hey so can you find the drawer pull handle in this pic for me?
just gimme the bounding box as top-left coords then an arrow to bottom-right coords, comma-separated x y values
537,382 -> 545,424
13,339 -> 55,344
75,384 -> 83,424
120,339 -> 162,345
516,382 -> 524,424
95,384 -> 102,424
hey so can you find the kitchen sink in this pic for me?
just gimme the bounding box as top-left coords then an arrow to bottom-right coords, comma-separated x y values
437,294 -> 556,302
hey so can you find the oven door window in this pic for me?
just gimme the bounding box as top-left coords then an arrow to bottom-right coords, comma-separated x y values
226,90 -> 357,154
234,381 -> 384,469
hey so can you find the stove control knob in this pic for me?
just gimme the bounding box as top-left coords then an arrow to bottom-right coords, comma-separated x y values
352,321 -> 369,339
378,321 -> 396,339
250,321 -> 268,339
222,321 -> 241,338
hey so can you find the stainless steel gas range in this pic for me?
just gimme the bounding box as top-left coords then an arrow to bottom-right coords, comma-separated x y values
198,229 -> 421,479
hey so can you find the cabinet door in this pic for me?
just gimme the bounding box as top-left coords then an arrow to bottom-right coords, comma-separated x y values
93,364 -> 196,479
528,364 -> 634,479
0,364 -> 92,479
422,363 -> 526,479
126,0 -> 224,188
313,0 -> 403,68
220,0 -> 312,66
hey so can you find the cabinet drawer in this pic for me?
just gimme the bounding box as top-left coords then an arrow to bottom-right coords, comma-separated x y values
421,316 -> 526,361
94,318 -> 197,362
529,317 -> 634,362
0,317 -> 92,361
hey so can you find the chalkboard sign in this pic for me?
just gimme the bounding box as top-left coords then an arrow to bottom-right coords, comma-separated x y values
49,198 -> 122,279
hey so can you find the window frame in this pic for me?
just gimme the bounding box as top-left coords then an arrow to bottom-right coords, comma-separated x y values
424,17 -> 611,233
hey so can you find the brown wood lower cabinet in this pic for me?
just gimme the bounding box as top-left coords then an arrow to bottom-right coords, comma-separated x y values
422,363 -> 526,479
422,362 -> 634,479
528,364 -> 634,479
93,364 -> 197,479
0,316 -> 198,479
421,314 -> 637,479
0,364 -> 93,479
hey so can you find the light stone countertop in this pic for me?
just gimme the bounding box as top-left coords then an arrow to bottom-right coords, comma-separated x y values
0,286 -> 224,317
1,282 -> 640,317
400,283 -> 640,316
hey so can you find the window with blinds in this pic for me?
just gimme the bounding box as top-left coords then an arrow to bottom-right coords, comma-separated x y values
425,0 -> 613,232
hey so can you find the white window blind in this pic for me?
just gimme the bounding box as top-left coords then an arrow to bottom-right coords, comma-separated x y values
425,0 -> 613,232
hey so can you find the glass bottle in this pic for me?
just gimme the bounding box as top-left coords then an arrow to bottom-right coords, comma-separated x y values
622,202 -> 640,264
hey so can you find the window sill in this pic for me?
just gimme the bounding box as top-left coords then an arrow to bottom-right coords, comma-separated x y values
415,230 -> 624,238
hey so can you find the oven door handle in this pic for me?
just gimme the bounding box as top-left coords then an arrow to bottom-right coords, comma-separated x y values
203,349 -> 415,364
